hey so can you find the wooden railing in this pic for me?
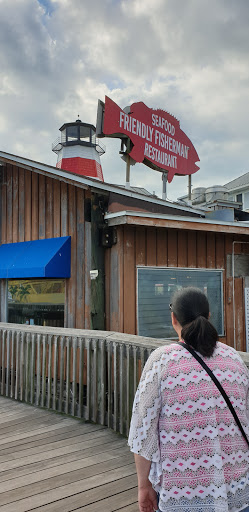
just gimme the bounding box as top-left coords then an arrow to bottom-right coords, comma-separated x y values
0,323 -> 248,437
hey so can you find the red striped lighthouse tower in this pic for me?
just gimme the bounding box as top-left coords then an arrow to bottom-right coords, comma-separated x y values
52,118 -> 105,181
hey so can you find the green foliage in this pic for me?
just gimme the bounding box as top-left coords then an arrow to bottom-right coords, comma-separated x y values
9,283 -> 31,302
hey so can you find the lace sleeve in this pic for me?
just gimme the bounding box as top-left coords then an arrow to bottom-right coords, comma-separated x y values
245,365 -> 249,425
128,347 -> 164,462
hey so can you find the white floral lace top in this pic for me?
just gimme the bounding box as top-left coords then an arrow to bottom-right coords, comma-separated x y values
128,342 -> 249,512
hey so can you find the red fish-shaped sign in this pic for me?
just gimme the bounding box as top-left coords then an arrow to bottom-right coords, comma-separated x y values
102,96 -> 199,183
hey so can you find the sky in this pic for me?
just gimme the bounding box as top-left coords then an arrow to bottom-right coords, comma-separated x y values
0,0 -> 249,201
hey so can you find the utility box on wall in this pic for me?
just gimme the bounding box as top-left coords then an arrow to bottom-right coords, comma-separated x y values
226,254 -> 249,278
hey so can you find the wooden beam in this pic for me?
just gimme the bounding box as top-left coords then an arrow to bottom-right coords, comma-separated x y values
108,214 -> 249,235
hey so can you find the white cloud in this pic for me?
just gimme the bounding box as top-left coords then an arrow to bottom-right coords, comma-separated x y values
0,0 -> 248,200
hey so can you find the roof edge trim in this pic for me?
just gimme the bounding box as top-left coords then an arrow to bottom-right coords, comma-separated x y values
105,210 -> 249,230
0,151 -> 204,215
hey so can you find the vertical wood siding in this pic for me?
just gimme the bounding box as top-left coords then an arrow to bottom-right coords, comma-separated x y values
31,173 -> 39,240
106,225 -> 248,350
75,188 -> 85,329
106,225 -> 124,332
0,165 -> 88,329
124,226 -> 136,334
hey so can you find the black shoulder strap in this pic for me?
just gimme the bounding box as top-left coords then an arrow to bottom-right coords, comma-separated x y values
177,341 -> 249,448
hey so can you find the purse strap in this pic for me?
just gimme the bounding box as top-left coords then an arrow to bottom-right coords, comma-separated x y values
177,341 -> 249,448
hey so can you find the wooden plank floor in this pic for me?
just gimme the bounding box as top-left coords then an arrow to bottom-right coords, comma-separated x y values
0,397 -> 138,511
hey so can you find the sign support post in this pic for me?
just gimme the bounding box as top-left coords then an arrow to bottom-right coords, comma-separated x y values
162,172 -> 167,200
125,154 -> 131,189
188,175 -> 192,201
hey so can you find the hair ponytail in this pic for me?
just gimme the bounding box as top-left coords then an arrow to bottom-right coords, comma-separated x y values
181,316 -> 218,357
171,287 -> 218,357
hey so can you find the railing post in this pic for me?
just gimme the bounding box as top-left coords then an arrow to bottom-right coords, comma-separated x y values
113,341 -> 118,431
91,339 -> 97,423
41,334 -> 47,408
107,340 -> 112,428
47,335 -> 53,409
72,336 -> 77,417
6,330 -> 11,397
25,331 -> 31,403
78,337 -> 84,419
126,344 -> 131,437
20,331 -> 25,401
119,343 -> 124,435
36,333 -> 41,406
86,338 -> 91,421
1,330 -> 6,396
10,330 -> 16,399
15,331 -> 20,401
58,336 -> 65,413
52,335 -> 58,411
65,336 -> 70,415
98,338 -> 106,425
30,333 -> 36,404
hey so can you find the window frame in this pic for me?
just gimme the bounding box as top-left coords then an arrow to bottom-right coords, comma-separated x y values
136,266 -> 224,338
7,278 -> 66,327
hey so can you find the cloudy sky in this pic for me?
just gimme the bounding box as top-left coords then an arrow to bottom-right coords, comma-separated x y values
0,0 -> 249,200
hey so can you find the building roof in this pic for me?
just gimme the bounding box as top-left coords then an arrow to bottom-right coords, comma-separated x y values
105,210 -> 249,234
116,185 -> 158,197
0,150 -> 203,216
224,171 -> 249,191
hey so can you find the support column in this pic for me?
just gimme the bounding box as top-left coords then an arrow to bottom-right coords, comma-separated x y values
162,172 -> 168,200
188,175 -> 192,201
125,154 -> 131,189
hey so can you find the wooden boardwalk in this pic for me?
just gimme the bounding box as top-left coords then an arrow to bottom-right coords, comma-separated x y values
0,397 -> 138,511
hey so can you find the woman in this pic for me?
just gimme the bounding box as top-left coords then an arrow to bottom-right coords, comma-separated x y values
128,287 -> 249,512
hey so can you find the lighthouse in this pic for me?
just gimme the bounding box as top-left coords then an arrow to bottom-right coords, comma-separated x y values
52,118 -> 105,181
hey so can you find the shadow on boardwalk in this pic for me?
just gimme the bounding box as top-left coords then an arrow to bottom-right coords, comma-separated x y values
0,397 -> 138,511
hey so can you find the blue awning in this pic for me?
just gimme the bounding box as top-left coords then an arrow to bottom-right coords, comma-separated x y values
0,236 -> 71,278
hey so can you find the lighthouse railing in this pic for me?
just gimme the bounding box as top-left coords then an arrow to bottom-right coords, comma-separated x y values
51,137 -> 62,154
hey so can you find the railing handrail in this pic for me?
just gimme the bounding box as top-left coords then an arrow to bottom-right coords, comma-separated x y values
0,322 -> 170,349
0,323 -> 248,362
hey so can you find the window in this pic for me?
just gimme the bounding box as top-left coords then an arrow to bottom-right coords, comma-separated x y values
8,279 -> 65,327
61,128 -> 66,144
67,126 -> 79,142
137,267 -> 224,339
236,193 -> 242,204
80,125 -> 90,143
244,192 -> 249,210
91,129 -> 96,145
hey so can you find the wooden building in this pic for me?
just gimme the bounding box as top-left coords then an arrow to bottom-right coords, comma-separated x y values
0,144 -> 249,351
0,148 -> 200,326
104,210 -> 249,351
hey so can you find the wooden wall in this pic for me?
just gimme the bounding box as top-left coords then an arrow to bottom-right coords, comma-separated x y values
2,162 -> 249,348
0,163 -> 90,329
105,224 -> 249,351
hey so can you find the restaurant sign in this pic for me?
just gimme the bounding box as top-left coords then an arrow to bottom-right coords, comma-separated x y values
97,96 -> 199,183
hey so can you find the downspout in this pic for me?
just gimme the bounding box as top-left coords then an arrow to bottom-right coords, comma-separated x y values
232,241 -> 235,349
232,240 -> 249,350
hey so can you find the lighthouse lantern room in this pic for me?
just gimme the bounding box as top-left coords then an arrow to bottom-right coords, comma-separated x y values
52,118 -> 105,181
